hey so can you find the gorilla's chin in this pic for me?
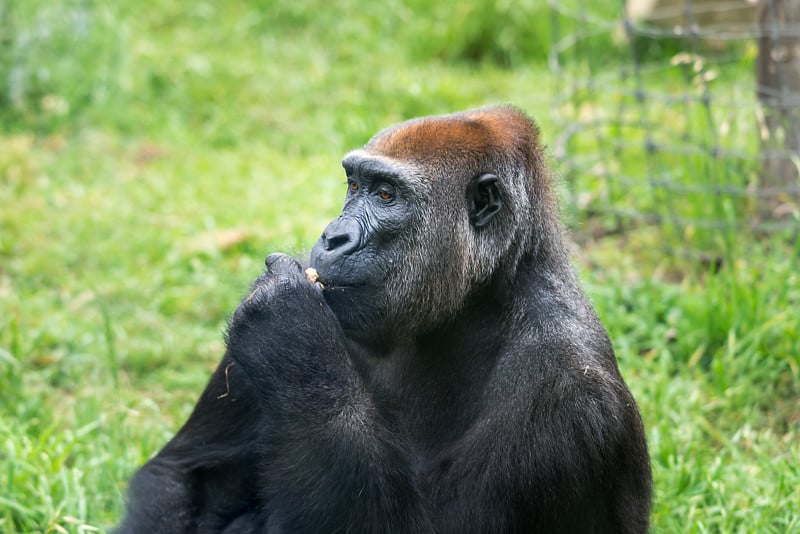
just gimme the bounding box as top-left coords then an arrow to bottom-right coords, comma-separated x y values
323,285 -> 376,322
320,285 -> 399,345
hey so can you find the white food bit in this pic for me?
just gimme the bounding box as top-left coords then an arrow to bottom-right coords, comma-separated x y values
305,267 -> 323,287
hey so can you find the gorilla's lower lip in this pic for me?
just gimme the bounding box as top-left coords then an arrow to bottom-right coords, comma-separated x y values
321,283 -> 366,290
309,270 -> 368,290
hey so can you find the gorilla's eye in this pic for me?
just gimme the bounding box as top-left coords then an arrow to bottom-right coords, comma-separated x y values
379,190 -> 393,201
348,181 -> 359,192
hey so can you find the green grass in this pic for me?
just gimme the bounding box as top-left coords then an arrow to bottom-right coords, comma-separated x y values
1,1 -> 798,532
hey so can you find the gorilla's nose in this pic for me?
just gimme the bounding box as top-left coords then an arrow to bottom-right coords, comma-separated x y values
316,218 -> 361,257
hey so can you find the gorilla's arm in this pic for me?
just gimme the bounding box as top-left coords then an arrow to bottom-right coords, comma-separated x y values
116,355 -> 263,534
226,254 -> 431,532
425,342 -> 651,534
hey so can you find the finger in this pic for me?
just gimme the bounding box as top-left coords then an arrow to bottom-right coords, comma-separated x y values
265,253 -> 303,277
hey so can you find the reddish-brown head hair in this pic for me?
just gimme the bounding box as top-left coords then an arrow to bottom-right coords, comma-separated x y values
363,106 -> 543,179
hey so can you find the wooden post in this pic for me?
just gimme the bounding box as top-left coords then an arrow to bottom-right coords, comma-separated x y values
757,0 -> 800,222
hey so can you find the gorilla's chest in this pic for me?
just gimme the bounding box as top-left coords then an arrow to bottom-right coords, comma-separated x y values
362,344 -> 493,452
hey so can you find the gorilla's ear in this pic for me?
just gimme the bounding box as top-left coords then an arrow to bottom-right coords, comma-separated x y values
468,173 -> 503,228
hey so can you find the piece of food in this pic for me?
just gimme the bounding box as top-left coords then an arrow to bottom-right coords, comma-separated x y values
305,267 -> 323,287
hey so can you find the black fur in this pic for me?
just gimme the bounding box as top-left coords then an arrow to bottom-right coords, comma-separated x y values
117,107 -> 651,533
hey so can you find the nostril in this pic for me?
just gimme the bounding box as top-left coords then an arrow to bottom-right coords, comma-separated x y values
324,233 -> 352,251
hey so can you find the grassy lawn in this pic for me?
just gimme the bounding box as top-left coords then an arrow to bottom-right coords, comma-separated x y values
1,1 -> 798,532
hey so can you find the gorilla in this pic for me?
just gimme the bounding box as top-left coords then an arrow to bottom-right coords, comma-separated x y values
117,106 -> 652,533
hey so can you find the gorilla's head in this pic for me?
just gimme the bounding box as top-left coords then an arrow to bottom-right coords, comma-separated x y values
310,106 -> 562,343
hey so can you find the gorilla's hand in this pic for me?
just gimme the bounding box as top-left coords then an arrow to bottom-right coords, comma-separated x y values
226,252 -> 348,397
225,254 -> 430,533
236,252 -> 321,315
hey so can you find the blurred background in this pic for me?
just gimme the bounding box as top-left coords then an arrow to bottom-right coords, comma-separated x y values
0,0 -> 797,531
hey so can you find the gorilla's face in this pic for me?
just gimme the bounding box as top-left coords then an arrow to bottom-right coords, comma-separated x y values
310,152 -> 505,343
309,153 -> 420,337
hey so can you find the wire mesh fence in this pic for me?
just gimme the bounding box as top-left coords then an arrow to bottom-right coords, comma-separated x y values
550,0 -> 799,257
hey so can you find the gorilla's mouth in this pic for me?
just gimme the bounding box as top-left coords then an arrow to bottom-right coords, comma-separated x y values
308,266 -> 371,292
320,282 -> 368,291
